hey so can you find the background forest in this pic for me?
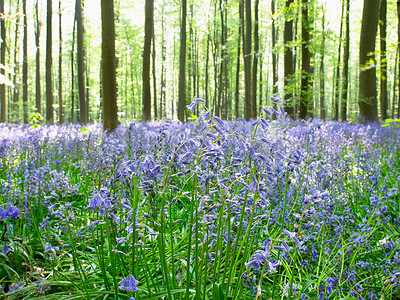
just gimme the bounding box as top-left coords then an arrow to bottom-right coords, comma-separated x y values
0,0 -> 399,126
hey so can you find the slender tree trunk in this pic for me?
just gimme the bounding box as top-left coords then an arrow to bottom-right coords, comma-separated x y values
284,0 -> 294,117
160,12 -> 166,118
22,0 -> 28,124
0,0 -> 6,122
235,2 -> 242,119
333,0 -> 344,121
299,0 -> 311,119
178,0 -> 187,122
35,0 -> 41,115
252,0 -> 259,118
76,0 -> 87,124
340,0 -> 350,121
142,0 -> 153,121
101,0 -> 118,131
71,14 -> 76,123
152,26 -> 157,119
243,0 -> 252,120
319,4 -> 326,120
12,0 -> 20,122
271,0 -> 278,96
205,33 -> 210,110
359,0 -> 380,123
380,0 -> 387,120
46,0 -> 54,123
398,0 -> 400,118
59,0 -> 63,124
392,47 -> 397,119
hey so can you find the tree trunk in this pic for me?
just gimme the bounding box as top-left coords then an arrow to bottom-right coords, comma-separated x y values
46,0 -> 54,123
22,0 -> 28,124
178,0 -> 187,122
76,0 -> 87,124
59,0 -> 63,124
299,0 -> 311,119
0,0 -> 6,123
12,0 -> 20,122
319,5 -> 326,120
252,0 -> 259,118
71,13 -> 76,123
101,0 -> 118,131
152,25 -> 157,119
379,0 -> 387,120
271,0 -> 278,96
235,2 -> 242,119
243,0 -> 252,120
398,0 -> 400,118
340,0 -> 350,121
142,0 -> 153,121
359,0 -> 380,123
35,0 -> 41,115
284,0 -> 294,117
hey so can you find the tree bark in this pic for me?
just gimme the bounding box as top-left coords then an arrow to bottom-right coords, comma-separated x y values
46,0 -> 54,123
340,0 -> 350,121
379,0 -> 387,120
299,0 -> 311,119
235,2 -> 242,119
252,0 -> 259,118
319,5 -> 326,120
59,0 -> 63,124
271,0 -> 278,96
35,0 -> 41,115
243,0 -> 252,120
0,0 -> 6,123
22,0 -> 28,124
76,0 -> 87,124
101,0 -> 118,131
178,0 -> 187,122
359,0 -> 380,123
284,0 -> 294,117
142,0 -> 153,121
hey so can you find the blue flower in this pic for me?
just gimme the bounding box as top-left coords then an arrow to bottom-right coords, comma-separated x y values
119,274 -> 139,292
186,96 -> 205,112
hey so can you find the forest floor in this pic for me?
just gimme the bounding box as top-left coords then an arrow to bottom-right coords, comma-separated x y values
1,109 -> 400,299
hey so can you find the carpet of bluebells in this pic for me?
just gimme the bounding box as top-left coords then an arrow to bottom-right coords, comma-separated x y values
1,104 -> 400,300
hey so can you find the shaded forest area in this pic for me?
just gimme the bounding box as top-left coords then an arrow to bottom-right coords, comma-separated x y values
0,0 -> 399,129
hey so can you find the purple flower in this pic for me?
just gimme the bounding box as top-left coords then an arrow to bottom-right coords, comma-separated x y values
186,96 -> 205,112
2,243 -> 11,255
119,274 -> 139,292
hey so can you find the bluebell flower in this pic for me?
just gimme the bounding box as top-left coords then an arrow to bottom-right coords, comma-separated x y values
119,274 -> 139,292
186,96 -> 205,112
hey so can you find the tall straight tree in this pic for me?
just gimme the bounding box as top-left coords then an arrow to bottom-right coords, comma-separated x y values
334,0 -> 344,121
235,2 -> 242,119
252,0 -> 259,118
35,0 -> 41,114
0,0 -> 6,123
178,0 -> 187,122
299,0 -> 311,119
76,0 -> 87,124
319,5 -> 326,120
22,0 -> 28,124
340,0 -> 350,121
242,0 -> 252,120
271,0 -> 278,95
398,0 -> 400,118
284,0 -> 294,117
46,0 -> 54,123
142,0 -> 153,121
359,0 -> 380,122
379,0 -> 387,120
12,0 -> 20,122
101,0 -> 118,131
59,0 -> 63,124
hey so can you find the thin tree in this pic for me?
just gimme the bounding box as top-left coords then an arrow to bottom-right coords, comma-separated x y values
333,0 -> 344,121
252,0 -> 259,118
152,24 -> 157,119
271,0 -> 278,96
299,0 -> 311,119
178,0 -> 187,122
319,4 -> 326,120
380,0 -> 387,120
284,0 -> 294,117
76,0 -> 87,124
142,0 -> 153,121
340,0 -> 350,121
101,0 -> 118,131
242,0 -> 252,120
12,0 -> 21,122
35,0 -> 41,114
0,0 -> 6,123
22,0 -> 28,123
46,0 -> 54,123
235,2 -> 242,119
59,0 -> 63,124
359,0 -> 380,122
397,0 -> 400,118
